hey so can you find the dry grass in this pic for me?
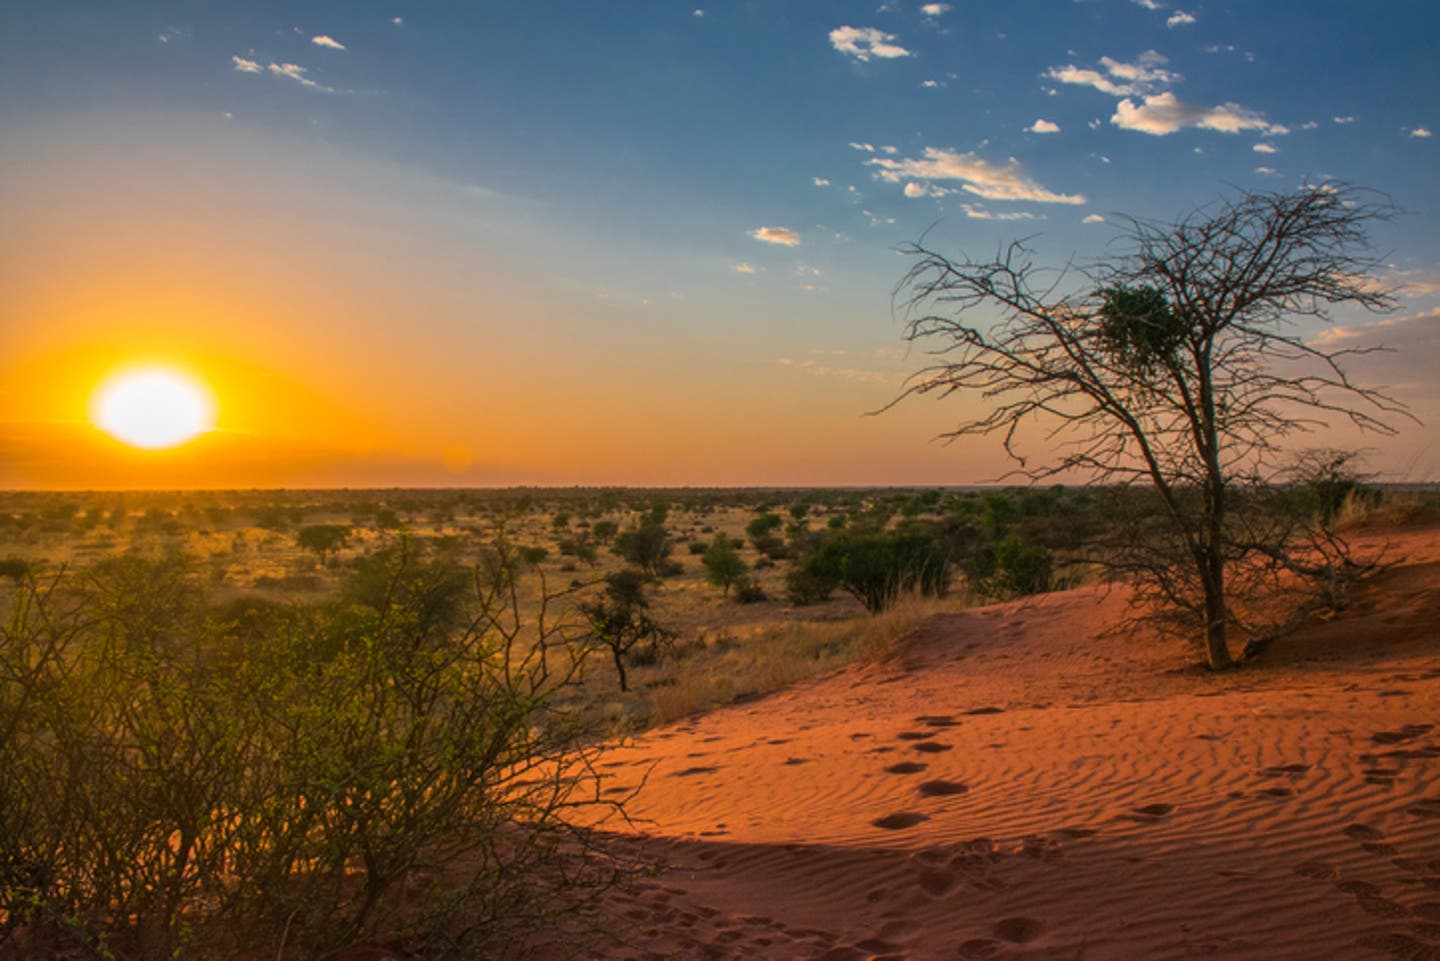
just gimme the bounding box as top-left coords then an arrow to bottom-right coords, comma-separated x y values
639,592 -> 960,725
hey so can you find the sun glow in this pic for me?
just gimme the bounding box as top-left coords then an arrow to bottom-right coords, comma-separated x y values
91,367 -> 216,449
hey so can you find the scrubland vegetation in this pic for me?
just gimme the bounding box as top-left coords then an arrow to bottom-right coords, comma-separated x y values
0,479 -> 1433,957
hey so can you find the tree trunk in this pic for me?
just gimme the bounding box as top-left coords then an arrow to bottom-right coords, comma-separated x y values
612,645 -> 629,692
1200,547 -> 1232,671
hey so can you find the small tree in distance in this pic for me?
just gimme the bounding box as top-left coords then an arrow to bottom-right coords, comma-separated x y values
886,184 -> 1410,670
295,523 -> 350,565
702,534 -> 747,597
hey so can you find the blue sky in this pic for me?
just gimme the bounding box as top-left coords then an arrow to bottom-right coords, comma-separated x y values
2,1 -> 1437,485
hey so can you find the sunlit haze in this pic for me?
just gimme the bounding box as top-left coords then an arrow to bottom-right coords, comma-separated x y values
1,2 -> 1436,488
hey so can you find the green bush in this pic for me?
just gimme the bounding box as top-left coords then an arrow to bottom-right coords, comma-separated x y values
0,547 -> 622,958
798,531 -> 950,613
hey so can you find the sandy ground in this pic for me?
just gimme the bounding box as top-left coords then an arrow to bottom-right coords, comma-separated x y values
549,525 -> 1440,961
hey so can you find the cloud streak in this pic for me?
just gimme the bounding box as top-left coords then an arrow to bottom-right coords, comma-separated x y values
311,35 -> 346,50
1112,92 -> 1283,135
750,226 -> 800,246
868,148 -> 1085,204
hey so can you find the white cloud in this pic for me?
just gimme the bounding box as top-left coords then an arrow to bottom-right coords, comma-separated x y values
391,16 -> 404,25
735,263 -> 758,274
1083,213 -> 1105,223
1409,127 -> 1433,139
1253,142 -> 1277,154
881,145 -> 898,154
693,9 -> 705,16
1254,166 -> 1278,175
902,182 -> 956,199
1046,50 -> 1179,98
232,55 -> 262,73
1132,0 -> 1163,9
1112,92 -> 1282,136
1028,118 -> 1061,134
1333,115 -> 1357,124
961,204 -> 1038,221
813,176 -> 831,187
1166,10 -> 1196,27
829,25 -> 911,62
921,3 -> 950,15
1300,120 -> 1319,130
311,35 -> 346,50
266,62 -> 333,92
750,226 -> 800,246
868,148 -> 1085,204
849,141 -> 876,152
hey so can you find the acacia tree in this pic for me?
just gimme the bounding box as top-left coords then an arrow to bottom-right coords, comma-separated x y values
888,185 -> 1408,670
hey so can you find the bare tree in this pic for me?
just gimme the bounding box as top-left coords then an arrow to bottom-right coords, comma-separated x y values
887,185 -> 1410,669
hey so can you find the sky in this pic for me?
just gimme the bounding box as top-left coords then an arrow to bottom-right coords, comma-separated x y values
1,0 -> 1437,488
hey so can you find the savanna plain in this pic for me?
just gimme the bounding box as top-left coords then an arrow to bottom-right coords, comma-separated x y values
1,484 -> 1437,961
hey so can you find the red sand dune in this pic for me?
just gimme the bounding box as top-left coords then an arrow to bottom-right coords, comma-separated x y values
549,526 -> 1440,961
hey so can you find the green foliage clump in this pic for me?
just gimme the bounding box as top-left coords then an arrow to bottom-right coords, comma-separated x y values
797,530 -> 950,613
0,547 -> 620,959
613,521 -> 674,577
701,534 -> 748,597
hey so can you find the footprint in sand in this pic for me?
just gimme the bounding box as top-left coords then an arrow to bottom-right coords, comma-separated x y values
783,757 -> 811,766
897,731 -> 936,741
1356,896 -> 1411,919
1294,860 -> 1341,880
1129,802 -> 1175,820
993,917 -> 1045,944
1260,787 -> 1294,799
873,811 -> 930,830
1262,763 -> 1311,776
918,779 -> 969,797
886,761 -> 928,775
1335,879 -> 1383,896
1363,841 -> 1400,856
1056,826 -> 1099,839
965,706 -> 1005,716
917,714 -> 961,727
1345,823 -> 1385,841
956,938 -> 1002,959
917,866 -> 957,897
672,766 -> 720,777
913,741 -> 953,754
1405,798 -> 1440,819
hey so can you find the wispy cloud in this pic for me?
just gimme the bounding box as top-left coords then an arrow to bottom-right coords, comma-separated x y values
266,61 -> 334,92
961,205 -> 1038,221
1409,126 -> 1433,139
311,35 -> 346,50
1112,92 -> 1284,136
775,356 -> 893,386
1253,142 -> 1278,153
813,176 -> 832,187
750,226 -> 800,246
1132,0 -> 1163,9
1166,10 -> 1196,27
735,262 -> 758,274
1307,308 -> 1440,399
1027,118 -> 1060,134
232,55 -> 262,73
1083,213 -> 1106,224
829,26 -> 911,62
1333,115 -> 1357,124
868,148 -> 1085,204
1046,51 -> 1179,98
921,3 -> 950,16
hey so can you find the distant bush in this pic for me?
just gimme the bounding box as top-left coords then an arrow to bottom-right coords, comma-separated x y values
613,521 -> 674,578
798,530 -> 950,613
701,534 -> 747,597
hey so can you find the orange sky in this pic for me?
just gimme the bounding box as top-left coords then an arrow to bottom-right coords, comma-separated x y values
3,109 -> 1434,489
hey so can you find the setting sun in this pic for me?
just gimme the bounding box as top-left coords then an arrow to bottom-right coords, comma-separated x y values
91,367 -> 215,449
